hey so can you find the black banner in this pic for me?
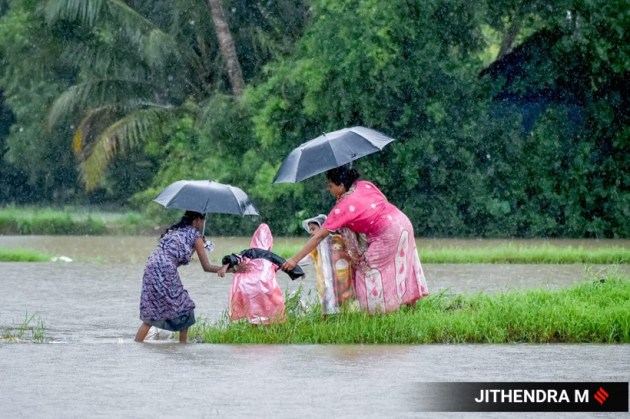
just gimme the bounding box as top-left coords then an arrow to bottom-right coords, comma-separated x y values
412,382 -> 628,412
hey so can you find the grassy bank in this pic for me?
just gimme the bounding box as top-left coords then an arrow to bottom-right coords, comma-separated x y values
2,242 -> 628,264
271,243 -> 630,264
191,274 -> 630,344
0,206 -> 155,235
0,248 -> 50,262
1,207 -> 628,264
417,244 -> 630,264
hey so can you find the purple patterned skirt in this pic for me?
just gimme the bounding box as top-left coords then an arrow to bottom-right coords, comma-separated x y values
139,251 -> 196,331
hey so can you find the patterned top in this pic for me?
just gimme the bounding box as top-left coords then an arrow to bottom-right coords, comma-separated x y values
139,225 -> 201,322
150,226 -> 201,266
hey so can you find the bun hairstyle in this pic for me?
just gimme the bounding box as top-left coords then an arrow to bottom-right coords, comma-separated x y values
326,166 -> 360,190
161,210 -> 205,238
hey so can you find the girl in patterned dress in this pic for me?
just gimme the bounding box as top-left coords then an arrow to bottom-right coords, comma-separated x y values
282,167 -> 429,314
134,211 -> 227,343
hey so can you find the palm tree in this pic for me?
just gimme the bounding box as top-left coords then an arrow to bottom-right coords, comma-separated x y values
207,0 -> 244,96
46,0 -> 244,191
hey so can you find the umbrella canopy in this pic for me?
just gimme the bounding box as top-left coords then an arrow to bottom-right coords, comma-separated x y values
154,180 -> 259,216
273,126 -> 396,183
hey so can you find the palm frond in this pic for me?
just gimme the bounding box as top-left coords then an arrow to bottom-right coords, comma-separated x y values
72,127 -> 84,155
72,106 -> 120,158
79,106 -> 173,190
105,0 -> 161,32
47,0 -> 183,70
105,0 -> 181,67
60,43 -> 150,81
48,79 -> 169,129
45,0 -> 105,26
140,28 -> 180,68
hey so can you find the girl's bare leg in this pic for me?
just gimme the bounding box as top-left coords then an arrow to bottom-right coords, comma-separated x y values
179,328 -> 188,343
135,322 -> 152,342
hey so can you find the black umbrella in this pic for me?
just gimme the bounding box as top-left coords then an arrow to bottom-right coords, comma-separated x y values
154,180 -> 259,216
273,126 -> 396,183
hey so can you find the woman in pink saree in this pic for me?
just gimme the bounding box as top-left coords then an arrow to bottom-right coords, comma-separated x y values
226,223 -> 286,324
282,167 -> 428,314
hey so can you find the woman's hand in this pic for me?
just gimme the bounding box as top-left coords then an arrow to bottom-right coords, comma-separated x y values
282,228 -> 330,271
281,257 -> 297,271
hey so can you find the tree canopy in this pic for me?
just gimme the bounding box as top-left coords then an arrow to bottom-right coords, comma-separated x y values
0,0 -> 627,237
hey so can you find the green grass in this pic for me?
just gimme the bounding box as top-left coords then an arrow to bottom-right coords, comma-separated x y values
0,206 -> 155,235
0,248 -> 50,262
419,244 -> 630,264
190,273 -> 630,344
1,312 -> 48,343
272,244 -> 630,264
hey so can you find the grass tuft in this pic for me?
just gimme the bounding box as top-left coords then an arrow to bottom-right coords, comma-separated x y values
1,312 -> 48,343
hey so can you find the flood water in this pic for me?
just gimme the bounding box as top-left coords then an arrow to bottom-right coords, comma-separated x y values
1,236 -> 628,418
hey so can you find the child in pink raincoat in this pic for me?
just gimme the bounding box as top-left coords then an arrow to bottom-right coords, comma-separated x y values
220,223 -> 286,324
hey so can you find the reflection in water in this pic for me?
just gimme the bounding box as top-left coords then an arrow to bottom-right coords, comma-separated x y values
0,236 -> 628,417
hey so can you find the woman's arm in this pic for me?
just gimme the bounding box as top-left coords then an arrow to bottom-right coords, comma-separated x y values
194,237 -> 225,274
281,228 -> 330,271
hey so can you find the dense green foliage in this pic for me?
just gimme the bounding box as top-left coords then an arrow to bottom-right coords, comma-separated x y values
0,0 -> 627,238
191,275 -> 630,344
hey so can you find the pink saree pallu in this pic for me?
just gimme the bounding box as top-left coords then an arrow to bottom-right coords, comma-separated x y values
228,224 -> 286,324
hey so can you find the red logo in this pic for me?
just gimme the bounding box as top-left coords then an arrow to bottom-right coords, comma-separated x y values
594,387 -> 609,405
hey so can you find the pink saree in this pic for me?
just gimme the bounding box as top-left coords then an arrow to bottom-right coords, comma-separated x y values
322,181 -> 429,313
228,223 -> 286,324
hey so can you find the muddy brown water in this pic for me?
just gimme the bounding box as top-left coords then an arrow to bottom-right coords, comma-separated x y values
1,236 -> 628,418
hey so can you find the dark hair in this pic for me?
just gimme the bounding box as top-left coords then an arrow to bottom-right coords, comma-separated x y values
161,210 -> 205,238
326,166 -> 360,190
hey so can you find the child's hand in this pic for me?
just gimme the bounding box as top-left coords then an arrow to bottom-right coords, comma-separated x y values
217,265 -> 228,277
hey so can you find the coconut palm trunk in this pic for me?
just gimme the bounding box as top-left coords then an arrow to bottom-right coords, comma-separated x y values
207,0 -> 245,96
